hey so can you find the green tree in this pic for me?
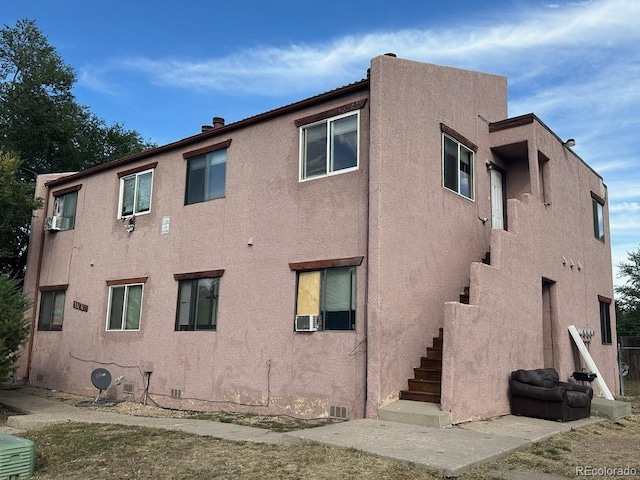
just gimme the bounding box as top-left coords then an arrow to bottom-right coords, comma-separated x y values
0,150 -> 42,276
0,19 -> 155,276
0,275 -> 31,382
615,245 -> 640,335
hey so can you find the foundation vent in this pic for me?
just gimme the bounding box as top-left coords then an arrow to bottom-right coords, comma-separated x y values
123,383 -> 135,394
170,388 -> 182,399
36,374 -> 44,382
329,405 -> 348,420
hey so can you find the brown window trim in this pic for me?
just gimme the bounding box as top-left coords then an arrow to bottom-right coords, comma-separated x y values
106,277 -> 148,286
183,139 -> 232,160
591,191 -> 605,205
598,295 -> 612,304
39,284 -> 69,292
174,270 -> 225,281
294,99 -> 367,127
117,162 -> 158,179
52,185 -> 82,197
441,124 -> 478,152
289,256 -> 364,271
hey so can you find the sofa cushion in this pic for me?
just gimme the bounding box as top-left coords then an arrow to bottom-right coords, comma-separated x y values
513,368 -> 559,388
566,390 -> 591,408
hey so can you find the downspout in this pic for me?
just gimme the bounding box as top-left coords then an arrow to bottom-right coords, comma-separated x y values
25,178 -> 50,381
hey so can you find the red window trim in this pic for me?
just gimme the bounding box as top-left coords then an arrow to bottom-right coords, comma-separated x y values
106,277 -> 148,287
39,284 -> 69,292
591,191 -> 605,205
183,139 -> 232,160
294,99 -> 367,127
441,123 -> 478,153
174,270 -> 225,281
598,295 -> 612,304
117,162 -> 158,179
289,256 -> 364,271
52,185 -> 82,197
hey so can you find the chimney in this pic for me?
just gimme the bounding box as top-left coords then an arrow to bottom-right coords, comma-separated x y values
201,125 -> 213,133
213,117 -> 225,129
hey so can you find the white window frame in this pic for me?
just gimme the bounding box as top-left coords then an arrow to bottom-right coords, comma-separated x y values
117,168 -> 154,219
52,191 -> 78,230
299,110 -> 360,182
106,283 -> 144,331
442,133 -> 475,201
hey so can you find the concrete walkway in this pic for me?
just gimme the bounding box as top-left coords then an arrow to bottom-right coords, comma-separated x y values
0,389 -> 603,477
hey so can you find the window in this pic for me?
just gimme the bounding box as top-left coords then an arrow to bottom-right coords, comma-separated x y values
592,196 -> 605,242
185,149 -> 227,205
176,278 -> 219,331
119,169 -> 153,218
300,112 -> 359,180
295,267 -> 356,330
599,297 -> 612,345
52,190 -> 78,230
443,133 -> 474,199
38,289 -> 66,331
107,284 -> 144,331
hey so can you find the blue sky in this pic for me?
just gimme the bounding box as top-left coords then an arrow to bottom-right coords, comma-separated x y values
3,0 -> 639,285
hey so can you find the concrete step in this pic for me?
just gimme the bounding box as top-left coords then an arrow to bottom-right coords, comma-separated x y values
379,400 -> 451,428
591,397 -> 632,419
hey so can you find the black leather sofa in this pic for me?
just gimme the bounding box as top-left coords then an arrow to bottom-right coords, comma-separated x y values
509,368 -> 593,422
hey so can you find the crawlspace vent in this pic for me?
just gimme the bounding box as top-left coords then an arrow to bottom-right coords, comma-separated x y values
170,388 -> 182,399
329,405 -> 348,419
123,383 -> 134,394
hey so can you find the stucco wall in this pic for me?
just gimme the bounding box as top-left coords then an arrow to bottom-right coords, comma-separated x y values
441,120 -> 618,423
25,89 -> 370,418
366,55 -> 509,414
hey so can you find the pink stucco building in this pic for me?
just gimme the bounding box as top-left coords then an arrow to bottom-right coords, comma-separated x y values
20,55 -> 618,424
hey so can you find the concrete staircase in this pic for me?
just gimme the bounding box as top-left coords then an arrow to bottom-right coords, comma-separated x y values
379,400 -> 452,428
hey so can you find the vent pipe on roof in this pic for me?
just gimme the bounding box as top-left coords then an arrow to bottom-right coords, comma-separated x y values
201,125 -> 213,132
213,117 -> 225,129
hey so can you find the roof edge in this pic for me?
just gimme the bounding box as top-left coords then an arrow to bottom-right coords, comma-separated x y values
46,79 -> 370,188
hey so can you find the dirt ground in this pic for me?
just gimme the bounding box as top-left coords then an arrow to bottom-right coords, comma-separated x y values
2,387 -> 639,479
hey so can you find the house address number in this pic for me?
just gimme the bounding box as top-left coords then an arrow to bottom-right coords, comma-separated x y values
73,301 -> 88,312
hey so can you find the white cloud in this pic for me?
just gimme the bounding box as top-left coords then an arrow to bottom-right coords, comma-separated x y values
79,0 -> 640,97
610,202 -> 640,213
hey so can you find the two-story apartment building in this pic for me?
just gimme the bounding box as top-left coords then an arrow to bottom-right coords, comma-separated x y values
20,55 -> 618,424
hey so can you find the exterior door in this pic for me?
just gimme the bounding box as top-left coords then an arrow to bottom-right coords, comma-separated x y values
490,167 -> 506,229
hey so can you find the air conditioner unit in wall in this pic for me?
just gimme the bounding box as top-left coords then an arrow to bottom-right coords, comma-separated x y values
44,215 -> 63,231
295,314 -> 319,332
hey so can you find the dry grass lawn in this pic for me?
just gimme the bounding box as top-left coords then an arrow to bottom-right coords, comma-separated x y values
1,391 -> 639,479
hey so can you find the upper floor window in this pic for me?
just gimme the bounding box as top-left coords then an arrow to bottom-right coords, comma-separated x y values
592,193 -> 605,242
443,133 -> 474,199
300,111 -> 359,181
106,278 -> 147,331
52,186 -> 80,230
599,296 -> 612,345
119,169 -> 153,218
38,286 -> 67,331
184,142 -> 229,205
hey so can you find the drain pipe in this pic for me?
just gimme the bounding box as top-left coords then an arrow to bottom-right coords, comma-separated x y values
25,178 -> 50,381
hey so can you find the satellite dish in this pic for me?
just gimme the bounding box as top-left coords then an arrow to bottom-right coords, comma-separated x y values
91,368 -> 112,404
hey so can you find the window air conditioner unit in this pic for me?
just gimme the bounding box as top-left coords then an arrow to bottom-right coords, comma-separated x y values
295,314 -> 319,332
44,215 -> 63,231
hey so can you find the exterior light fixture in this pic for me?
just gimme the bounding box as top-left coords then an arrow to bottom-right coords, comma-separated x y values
563,139 -> 576,148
